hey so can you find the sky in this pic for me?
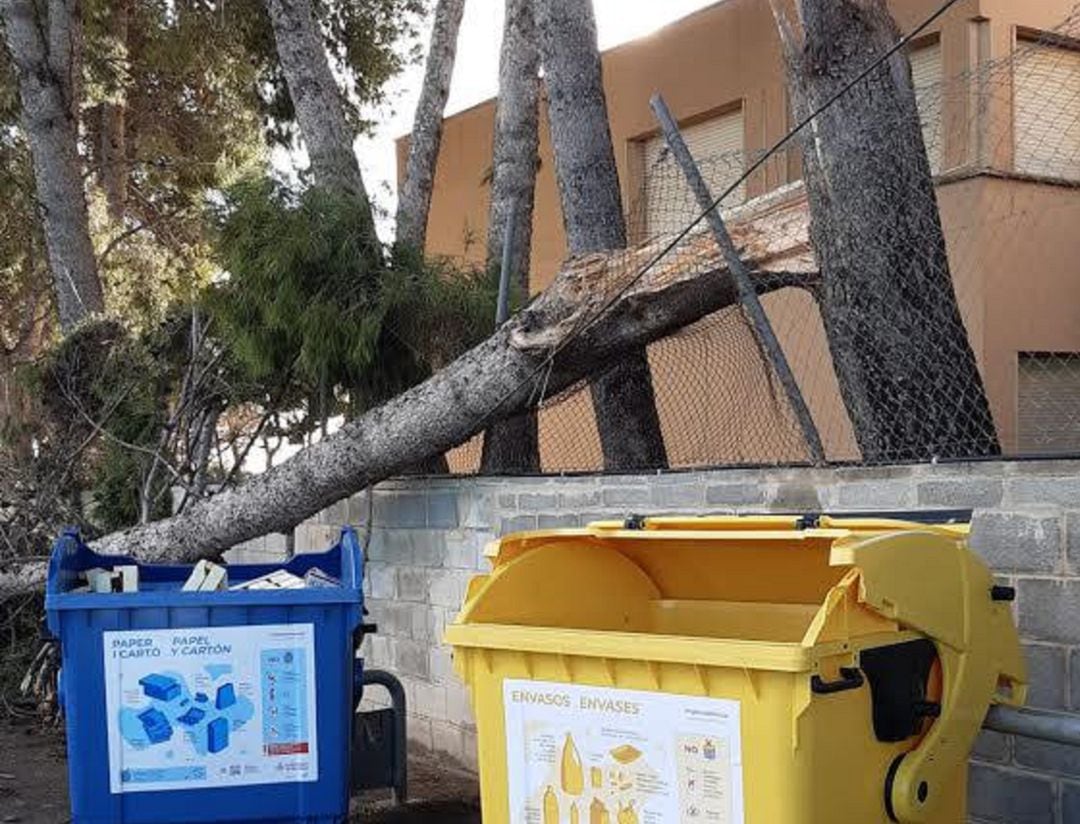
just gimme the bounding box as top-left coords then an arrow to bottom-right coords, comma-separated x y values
349,0 -> 722,241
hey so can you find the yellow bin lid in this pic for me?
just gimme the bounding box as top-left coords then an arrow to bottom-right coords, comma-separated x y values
451,514 -> 986,660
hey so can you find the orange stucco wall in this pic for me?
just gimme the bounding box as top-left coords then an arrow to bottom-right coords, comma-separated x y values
405,0 -> 1080,466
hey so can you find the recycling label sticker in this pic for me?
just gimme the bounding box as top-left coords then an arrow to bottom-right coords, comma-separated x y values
102,623 -> 318,793
503,679 -> 744,823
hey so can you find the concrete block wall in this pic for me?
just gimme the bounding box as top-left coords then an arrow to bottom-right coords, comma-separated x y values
224,523 -> 341,563
291,460 -> 1080,821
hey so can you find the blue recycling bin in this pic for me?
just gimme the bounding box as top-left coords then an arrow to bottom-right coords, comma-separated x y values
45,526 -> 366,823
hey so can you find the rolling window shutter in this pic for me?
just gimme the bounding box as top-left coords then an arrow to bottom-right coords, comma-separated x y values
1017,354 -> 1080,454
641,107 -> 745,239
910,41 -> 943,174
1014,42 -> 1080,181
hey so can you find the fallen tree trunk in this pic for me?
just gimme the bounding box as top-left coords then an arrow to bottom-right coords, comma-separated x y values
1,192 -> 814,596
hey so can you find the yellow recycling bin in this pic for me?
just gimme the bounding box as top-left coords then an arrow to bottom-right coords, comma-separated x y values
444,515 -> 1028,824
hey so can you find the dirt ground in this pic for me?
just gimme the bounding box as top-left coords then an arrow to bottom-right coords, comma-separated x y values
0,720 -> 480,823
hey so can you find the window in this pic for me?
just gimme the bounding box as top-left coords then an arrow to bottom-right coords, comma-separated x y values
639,107 -> 745,239
1017,353 -> 1080,455
910,41 -> 943,174
1014,41 -> 1080,181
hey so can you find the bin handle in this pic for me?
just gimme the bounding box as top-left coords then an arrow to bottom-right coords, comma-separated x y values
810,667 -> 864,695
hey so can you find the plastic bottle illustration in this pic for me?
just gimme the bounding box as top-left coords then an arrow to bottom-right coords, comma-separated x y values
544,786 -> 560,824
617,802 -> 639,824
590,797 -> 611,824
561,733 -> 585,796
591,766 -> 603,789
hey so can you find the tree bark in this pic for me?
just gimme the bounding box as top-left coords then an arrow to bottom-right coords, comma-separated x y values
99,102 -> 126,220
1,0 -> 105,332
263,0 -> 371,208
536,0 -> 667,472
484,0 -> 539,282
480,0 -> 541,474
97,0 -> 130,221
46,0 -> 79,118
395,0 -> 466,252
772,0 -> 999,461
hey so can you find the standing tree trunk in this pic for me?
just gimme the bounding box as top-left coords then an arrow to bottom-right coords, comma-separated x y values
391,0 -> 466,474
480,0 -> 541,474
484,0 -> 539,282
46,0 -> 80,118
395,0 -> 466,253
536,0 -> 667,471
97,0 -> 130,221
1,0 -> 105,332
772,0 -> 999,461
263,0 -> 372,213
99,103 -> 126,220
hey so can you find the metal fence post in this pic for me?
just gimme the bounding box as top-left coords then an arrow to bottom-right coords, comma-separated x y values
650,93 -> 826,466
495,197 -> 519,326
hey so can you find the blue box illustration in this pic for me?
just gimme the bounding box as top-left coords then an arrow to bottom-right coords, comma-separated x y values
176,707 -> 206,727
215,682 -> 237,710
207,717 -> 229,754
45,526 -> 365,823
137,708 -> 173,745
139,674 -> 181,702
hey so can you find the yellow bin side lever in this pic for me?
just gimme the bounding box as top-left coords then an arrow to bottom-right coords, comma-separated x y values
831,529 -> 1027,823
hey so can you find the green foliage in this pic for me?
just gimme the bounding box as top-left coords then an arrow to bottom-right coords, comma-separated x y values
36,320 -> 175,530
1,0 -> 429,335
314,0 -> 428,131
0,0 -> 430,337
209,180 -> 386,408
208,179 -> 497,425
386,246 -> 508,371
136,0 -> 429,150
1,0 -> 484,542
78,0 -> 268,328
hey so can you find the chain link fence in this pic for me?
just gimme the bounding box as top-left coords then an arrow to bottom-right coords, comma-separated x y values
447,4 -> 1080,475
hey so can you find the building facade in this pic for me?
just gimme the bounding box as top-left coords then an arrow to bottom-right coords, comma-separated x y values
401,0 -> 1080,470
